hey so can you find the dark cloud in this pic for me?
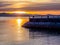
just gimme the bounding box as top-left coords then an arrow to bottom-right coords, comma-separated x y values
0,2 -> 12,7
0,8 -> 17,11
19,3 -> 60,11
0,4 -> 12,7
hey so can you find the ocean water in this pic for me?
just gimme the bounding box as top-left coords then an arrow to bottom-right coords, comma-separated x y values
0,17 -> 60,45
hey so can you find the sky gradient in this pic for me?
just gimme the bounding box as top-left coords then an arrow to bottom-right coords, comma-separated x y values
0,0 -> 60,14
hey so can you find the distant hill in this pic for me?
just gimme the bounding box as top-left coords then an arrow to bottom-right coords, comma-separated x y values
0,13 -> 60,17
0,13 -> 33,17
0,13 -> 16,17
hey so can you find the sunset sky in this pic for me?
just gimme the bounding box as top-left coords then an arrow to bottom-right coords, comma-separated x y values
0,0 -> 60,14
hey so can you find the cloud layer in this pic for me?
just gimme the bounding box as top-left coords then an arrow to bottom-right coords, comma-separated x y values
20,3 -> 60,11
0,0 -> 60,11
0,3 -> 60,11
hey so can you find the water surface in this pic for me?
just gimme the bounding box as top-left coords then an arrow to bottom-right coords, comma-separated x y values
0,17 -> 60,45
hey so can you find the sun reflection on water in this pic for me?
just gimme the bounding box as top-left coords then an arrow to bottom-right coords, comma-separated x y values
15,18 -> 29,41
0,17 -> 29,44
7,18 -> 29,41
17,19 -> 22,27
16,19 -> 23,33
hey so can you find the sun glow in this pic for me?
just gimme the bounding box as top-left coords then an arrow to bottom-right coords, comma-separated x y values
14,11 -> 27,14
17,19 -> 22,27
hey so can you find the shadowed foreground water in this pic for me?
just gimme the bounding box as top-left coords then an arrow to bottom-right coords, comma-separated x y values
0,17 -> 60,45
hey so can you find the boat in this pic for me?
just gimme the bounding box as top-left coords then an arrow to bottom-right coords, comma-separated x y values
23,15 -> 60,29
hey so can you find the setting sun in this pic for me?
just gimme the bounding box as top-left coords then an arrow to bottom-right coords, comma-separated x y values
14,11 -> 27,14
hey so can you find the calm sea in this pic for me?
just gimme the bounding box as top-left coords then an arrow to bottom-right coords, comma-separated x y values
0,17 -> 60,45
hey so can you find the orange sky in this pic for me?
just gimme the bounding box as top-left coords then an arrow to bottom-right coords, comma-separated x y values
0,10 -> 60,15
27,10 -> 60,15
0,0 -> 60,15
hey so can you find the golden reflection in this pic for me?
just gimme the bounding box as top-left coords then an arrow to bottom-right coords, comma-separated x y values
8,18 -> 29,42
17,19 -> 22,27
17,19 -> 22,25
17,19 -> 22,34
15,18 -> 29,41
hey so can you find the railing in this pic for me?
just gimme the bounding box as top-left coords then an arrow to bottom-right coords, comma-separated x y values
29,15 -> 60,22
29,15 -> 60,19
